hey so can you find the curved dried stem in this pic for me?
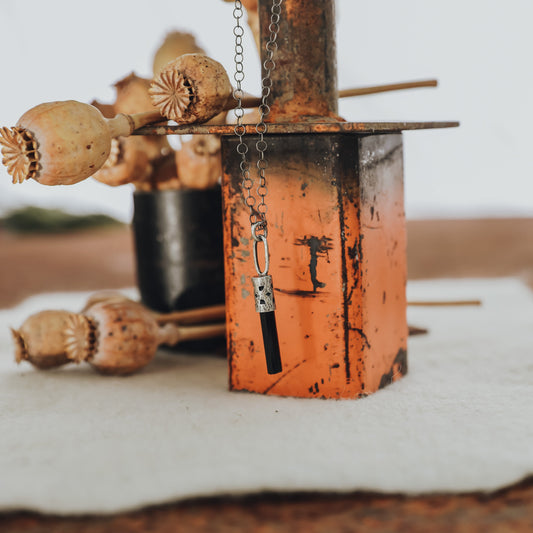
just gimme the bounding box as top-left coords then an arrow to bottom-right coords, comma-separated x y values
158,321 -> 226,346
407,299 -> 481,307
106,111 -> 165,138
339,79 -> 438,98
154,304 -> 226,325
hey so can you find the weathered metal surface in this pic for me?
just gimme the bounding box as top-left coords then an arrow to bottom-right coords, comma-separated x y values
259,0 -> 338,122
132,188 -> 225,313
134,121 -> 459,136
221,132 -> 407,398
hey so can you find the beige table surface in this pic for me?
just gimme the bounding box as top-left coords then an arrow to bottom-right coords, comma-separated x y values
0,218 -> 532,532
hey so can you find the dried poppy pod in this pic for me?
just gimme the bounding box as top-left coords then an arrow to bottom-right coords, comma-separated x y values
12,296 -> 227,375
91,137 -> 153,187
138,156 -> 180,191
90,99 -> 115,119
81,299 -> 225,375
90,74 -> 173,187
114,73 -> 155,115
81,299 -> 161,375
149,54 -> 234,124
176,134 -> 222,189
134,152 -> 181,191
11,310 -> 95,370
112,73 -> 172,161
0,101 -> 163,186
80,290 -> 132,313
172,110 -> 227,189
153,31 -> 205,76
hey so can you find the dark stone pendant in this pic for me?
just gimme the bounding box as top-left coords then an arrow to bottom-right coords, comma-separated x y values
252,275 -> 282,374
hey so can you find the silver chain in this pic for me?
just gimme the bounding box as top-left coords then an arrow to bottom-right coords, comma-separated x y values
233,0 -> 282,274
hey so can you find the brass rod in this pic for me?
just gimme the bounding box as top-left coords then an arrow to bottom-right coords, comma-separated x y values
339,79 -> 438,98
407,300 -> 482,307
155,299 -> 480,329
227,79 -> 440,110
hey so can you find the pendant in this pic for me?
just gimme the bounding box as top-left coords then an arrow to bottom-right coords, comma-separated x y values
252,274 -> 282,374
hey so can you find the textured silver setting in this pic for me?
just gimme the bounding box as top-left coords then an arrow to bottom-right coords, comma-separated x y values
252,275 -> 276,313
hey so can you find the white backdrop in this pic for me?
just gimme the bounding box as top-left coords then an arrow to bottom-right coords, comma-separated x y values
0,0 -> 531,221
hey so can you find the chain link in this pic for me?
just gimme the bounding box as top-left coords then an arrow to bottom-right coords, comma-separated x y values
255,0 -> 282,222
232,1 -> 255,219
233,0 -> 282,252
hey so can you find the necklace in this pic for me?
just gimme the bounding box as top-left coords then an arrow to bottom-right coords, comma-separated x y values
232,0 -> 283,375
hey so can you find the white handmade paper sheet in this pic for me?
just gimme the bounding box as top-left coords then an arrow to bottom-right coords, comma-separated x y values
0,279 -> 531,514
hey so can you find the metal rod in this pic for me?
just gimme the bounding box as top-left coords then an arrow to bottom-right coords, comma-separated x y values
228,79 -> 440,110
339,79 -> 438,98
134,120 -> 459,136
408,300 -> 482,307
153,298 -> 480,328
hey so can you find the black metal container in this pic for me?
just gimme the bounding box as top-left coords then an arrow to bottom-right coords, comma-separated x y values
132,187 -> 225,314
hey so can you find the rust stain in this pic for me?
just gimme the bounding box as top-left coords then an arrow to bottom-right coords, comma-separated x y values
378,349 -> 408,389
222,133 -> 408,398
294,235 -> 333,292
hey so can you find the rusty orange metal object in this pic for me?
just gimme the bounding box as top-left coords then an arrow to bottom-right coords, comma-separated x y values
258,0 -> 338,122
221,132 -> 407,398
215,0 -> 450,398
131,0 -> 458,398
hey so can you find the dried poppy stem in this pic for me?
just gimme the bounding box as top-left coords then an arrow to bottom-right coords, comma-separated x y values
93,73 -> 174,188
159,321 -> 227,345
155,298 -> 482,327
154,303 -> 226,325
166,79 -> 440,119
112,110 -> 165,134
155,298 -> 479,324
81,291 -> 226,326
80,298 -> 226,375
408,325 -> 429,336
338,79 -> 438,98
407,299 -> 482,307
223,79 -> 440,110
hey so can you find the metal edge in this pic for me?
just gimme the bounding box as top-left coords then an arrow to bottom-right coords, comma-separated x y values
134,121 -> 460,136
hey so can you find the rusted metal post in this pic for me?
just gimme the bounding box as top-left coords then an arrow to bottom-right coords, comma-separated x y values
220,0 -> 409,398
221,133 -> 407,398
259,0 -> 339,122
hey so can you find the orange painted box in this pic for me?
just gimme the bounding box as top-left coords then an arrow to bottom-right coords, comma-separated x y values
221,132 -> 407,398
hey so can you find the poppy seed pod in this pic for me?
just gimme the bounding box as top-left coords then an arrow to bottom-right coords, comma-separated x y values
12,310 -> 95,369
82,300 -> 161,375
82,299 -> 226,375
152,31 -> 205,77
91,137 -> 153,187
176,134 -> 222,189
0,101 -> 163,186
149,54 -> 233,124
12,296 -> 227,376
